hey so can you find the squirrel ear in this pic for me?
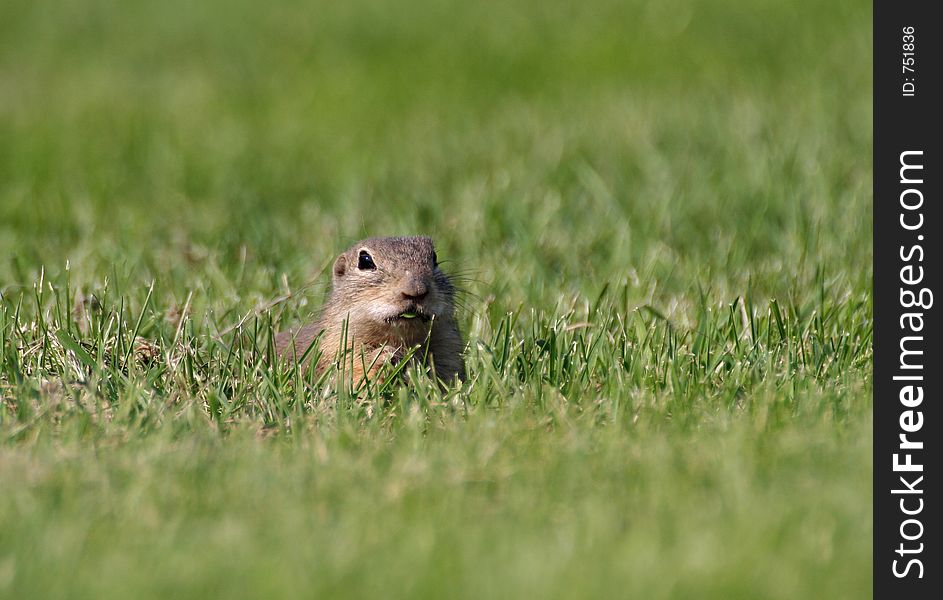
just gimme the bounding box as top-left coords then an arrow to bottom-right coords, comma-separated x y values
333,254 -> 347,278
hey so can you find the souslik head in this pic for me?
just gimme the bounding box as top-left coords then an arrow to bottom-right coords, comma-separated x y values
327,236 -> 457,345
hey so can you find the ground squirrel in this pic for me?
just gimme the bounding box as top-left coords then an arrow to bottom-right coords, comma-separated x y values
275,236 -> 466,384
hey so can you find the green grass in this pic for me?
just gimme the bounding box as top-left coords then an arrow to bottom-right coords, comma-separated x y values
1,0 -> 872,598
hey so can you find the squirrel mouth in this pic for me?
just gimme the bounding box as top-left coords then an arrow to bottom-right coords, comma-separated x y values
390,310 -> 431,323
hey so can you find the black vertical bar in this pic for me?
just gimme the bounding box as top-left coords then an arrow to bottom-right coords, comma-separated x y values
874,1 -> 939,597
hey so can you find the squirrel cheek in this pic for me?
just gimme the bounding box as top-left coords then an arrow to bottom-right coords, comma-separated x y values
362,303 -> 394,323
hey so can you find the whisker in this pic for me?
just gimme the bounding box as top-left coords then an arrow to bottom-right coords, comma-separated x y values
453,289 -> 484,303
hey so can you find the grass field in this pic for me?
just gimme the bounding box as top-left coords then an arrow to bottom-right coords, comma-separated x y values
0,1 -> 873,598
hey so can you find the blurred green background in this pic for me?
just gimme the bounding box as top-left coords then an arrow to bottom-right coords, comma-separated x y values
1,0 -> 870,303
1,1 -> 871,598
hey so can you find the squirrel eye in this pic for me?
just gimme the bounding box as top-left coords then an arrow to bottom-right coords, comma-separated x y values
357,250 -> 376,270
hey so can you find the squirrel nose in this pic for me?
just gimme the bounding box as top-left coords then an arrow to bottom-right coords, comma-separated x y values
401,280 -> 429,301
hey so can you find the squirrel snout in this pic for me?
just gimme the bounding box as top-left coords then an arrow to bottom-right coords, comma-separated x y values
400,279 -> 429,301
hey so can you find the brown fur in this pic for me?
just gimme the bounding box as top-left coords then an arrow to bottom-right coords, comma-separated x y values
275,236 -> 465,385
